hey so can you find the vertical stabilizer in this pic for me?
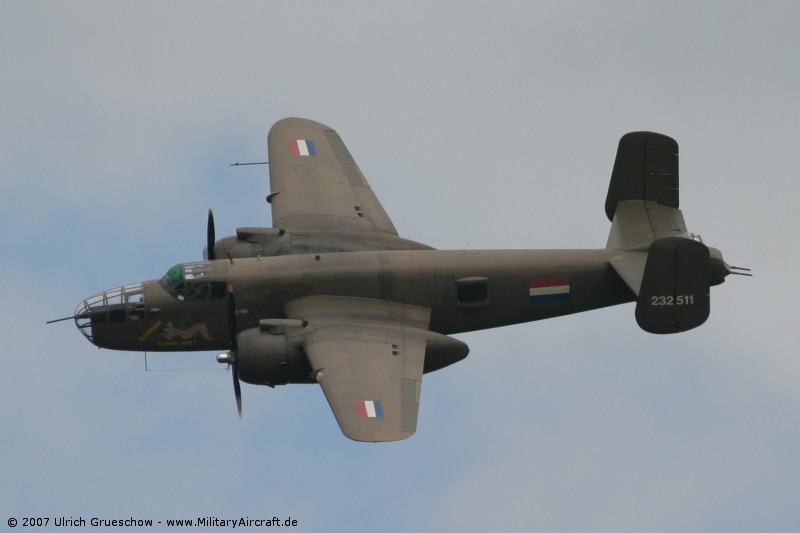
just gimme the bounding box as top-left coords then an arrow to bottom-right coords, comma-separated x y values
635,237 -> 710,333
604,132 -> 720,334
605,131 -> 678,222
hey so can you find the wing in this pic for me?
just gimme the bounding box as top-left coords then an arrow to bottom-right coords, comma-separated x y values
267,117 -> 398,235
285,296 -> 431,442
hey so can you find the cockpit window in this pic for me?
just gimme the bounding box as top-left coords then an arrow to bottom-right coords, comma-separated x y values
166,265 -> 184,281
159,262 -> 226,302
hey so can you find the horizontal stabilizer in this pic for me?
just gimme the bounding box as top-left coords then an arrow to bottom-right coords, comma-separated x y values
635,237 -> 710,334
607,200 -> 688,251
608,251 -> 648,296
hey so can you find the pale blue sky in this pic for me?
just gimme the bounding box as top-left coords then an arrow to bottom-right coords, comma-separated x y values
2,2 -> 798,531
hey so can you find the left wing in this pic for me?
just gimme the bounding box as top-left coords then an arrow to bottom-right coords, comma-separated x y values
267,117 -> 398,235
285,296 -> 431,442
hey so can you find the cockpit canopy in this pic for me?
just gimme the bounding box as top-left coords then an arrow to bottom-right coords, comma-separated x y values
159,261 -> 227,302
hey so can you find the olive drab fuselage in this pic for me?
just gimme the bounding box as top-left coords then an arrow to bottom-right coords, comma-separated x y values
62,118 -> 740,441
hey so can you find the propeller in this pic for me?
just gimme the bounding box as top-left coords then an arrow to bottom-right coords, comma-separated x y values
215,285 -> 242,417
206,209 -> 216,261
208,211 -> 242,416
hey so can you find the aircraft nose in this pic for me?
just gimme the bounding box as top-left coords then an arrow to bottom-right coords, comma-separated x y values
73,298 -> 94,343
73,282 -> 147,347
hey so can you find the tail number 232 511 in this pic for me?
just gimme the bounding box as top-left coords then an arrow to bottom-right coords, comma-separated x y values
650,295 -> 695,306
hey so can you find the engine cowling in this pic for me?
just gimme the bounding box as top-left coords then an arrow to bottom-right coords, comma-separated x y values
207,227 -> 435,260
235,322 -> 470,387
236,327 -> 313,386
422,334 -> 469,373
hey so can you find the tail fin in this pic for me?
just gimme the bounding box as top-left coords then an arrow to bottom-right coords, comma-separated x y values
605,132 -> 715,334
605,131 -> 679,223
634,237 -> 711,333
606,131 -> 686,251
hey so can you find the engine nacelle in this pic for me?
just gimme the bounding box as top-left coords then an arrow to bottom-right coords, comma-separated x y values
422,333 -> 469,374
236,327 -> 313,386
206,227 -> 435,260
234,323 -> 470,386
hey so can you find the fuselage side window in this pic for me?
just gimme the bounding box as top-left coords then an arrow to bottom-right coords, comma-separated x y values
455,277 -> 490,308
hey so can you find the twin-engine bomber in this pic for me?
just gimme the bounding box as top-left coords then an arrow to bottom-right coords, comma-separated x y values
51,118 -> 747,442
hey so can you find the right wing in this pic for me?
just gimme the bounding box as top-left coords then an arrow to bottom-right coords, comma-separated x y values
267,117 -> 398,235
285,296 -> 433,442
304,325 -> 427,442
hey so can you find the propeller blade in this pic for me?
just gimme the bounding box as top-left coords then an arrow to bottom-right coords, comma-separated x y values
232,361 -> 242,418
227,285 -> 242,417
227,286 -> 237,344
207,209 -> 216,261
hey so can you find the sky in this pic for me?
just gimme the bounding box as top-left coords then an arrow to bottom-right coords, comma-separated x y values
2,1 -> 799,531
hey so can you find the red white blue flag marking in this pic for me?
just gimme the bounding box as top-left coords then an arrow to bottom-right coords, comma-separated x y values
529,278 -> 570,302
290,139 -> 316,156
357,400 -> 384,418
